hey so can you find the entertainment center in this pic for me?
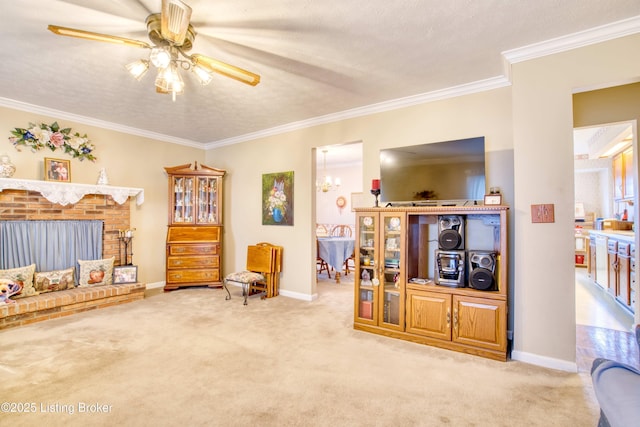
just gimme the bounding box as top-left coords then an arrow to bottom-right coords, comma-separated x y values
353,205 -> 509,361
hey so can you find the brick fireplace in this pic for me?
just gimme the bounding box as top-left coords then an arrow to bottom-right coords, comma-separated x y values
0,189 -> 131,264
0,189 -> 143,329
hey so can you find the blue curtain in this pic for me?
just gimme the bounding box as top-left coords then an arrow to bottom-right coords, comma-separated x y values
0,220 -> 103,271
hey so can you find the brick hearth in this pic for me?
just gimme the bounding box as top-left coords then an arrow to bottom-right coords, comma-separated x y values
0,283 -> 146,330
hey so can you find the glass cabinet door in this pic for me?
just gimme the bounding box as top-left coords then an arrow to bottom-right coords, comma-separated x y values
196,177 -> 219,224
355,213 -> 378,323
172,176 -> 194,224
380,212 -> 405,329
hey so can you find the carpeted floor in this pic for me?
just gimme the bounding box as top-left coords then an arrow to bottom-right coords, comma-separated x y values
1,277 -> 600,426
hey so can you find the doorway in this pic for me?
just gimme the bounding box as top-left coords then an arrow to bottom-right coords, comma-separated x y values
314,142 -> 363,290
573,122 -> 637,371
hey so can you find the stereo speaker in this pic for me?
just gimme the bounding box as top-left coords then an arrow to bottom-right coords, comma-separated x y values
468,251 -> 497,291
438,215 -> 465,250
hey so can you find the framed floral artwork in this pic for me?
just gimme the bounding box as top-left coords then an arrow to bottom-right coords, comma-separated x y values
44,158 -> 71,182
262,171 -> 294,226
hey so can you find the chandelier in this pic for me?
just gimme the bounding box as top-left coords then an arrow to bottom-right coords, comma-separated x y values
316,150 -> 341,192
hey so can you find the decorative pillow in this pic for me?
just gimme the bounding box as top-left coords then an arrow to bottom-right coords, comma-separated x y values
34,267 -> 75,293
0,264 -> 37,298
77,257 -> 114,287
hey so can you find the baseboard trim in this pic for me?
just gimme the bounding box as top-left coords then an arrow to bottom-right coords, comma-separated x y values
223,281 -> 317,301
511,350 -> 577,372
279,289 -> 317,301
146,281 -> 165,290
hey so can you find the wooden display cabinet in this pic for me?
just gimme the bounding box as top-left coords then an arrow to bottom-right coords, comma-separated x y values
354,205 -> 509,361
354,212 -> 406,332
164,162 -> 225,291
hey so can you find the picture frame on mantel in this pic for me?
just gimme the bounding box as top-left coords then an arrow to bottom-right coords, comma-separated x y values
44,157 -> 71,182
484,193 -> 502,205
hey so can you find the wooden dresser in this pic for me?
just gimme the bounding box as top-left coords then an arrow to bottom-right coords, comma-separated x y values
164,162 -> 225,291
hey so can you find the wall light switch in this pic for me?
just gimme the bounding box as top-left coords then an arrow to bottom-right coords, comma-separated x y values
531,204 -> 555,223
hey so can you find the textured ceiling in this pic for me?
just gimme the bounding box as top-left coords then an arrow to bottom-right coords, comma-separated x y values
1,1 -> 639,149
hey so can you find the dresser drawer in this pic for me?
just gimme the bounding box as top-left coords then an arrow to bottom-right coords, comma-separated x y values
167,255 -> 219,269
168,244 -> 218,256
167,269 -> 220,283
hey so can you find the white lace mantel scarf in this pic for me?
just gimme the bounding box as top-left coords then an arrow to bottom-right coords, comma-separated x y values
0,178 -> 144,206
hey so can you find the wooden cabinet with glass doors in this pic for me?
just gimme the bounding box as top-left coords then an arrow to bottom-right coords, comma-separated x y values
354,212 -> 406,332
164,162 -> 225,291
354,206 -> 509,361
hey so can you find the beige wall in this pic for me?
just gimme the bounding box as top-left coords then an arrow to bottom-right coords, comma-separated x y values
0,106 -> 205,286
210,33 -> 640,370
511,33 -> 640,368
207,87 -> 514,300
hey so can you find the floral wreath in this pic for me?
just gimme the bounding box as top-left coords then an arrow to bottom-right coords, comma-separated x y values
9,121 -> 96,162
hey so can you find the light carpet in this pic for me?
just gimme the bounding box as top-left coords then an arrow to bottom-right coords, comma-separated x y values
1,276 -> 600,426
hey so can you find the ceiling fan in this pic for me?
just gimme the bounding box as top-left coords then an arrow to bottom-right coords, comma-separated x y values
48,0 -> 260,100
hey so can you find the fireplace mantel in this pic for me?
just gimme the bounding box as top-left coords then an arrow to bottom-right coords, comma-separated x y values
0,178 -> 144,206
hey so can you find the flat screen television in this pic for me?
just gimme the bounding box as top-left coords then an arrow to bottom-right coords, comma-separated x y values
379,137 -> 486,204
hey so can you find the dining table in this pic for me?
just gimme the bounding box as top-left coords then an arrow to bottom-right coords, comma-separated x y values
317,236 -> 355,284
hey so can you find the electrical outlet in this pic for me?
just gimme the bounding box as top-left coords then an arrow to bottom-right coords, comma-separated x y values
531,204 -> 555,223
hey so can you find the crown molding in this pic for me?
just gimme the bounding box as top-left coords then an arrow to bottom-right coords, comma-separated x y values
502,15 -> 640,64
205,75 -> 510,149
0,97 -> 203,149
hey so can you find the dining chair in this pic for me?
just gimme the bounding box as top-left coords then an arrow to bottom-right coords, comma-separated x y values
330,224 -> 353,237
316,224 -> 329,237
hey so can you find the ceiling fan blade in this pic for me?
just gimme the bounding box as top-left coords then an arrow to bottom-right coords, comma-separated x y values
191,54 -> 260,86
48,25 -> 151,49
161,0 -> 192,46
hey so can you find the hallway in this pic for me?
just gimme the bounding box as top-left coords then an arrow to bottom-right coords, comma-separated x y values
575,268 -> 638,372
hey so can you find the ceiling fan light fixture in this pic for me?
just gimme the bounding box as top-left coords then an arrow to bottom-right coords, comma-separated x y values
48,0 -> 261,100
155,64 -> 184,101
150,47 -> 172,68
161,0 -> 192,46
192,64 -> 213,86
125,59 -> 150,81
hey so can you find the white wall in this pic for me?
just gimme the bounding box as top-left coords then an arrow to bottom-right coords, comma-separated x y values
575,169 -> 607,219
316,163 -> 362,229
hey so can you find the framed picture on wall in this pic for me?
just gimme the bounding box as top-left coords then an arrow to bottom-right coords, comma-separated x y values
262,171 -> 294,226
44,158 -> 71,182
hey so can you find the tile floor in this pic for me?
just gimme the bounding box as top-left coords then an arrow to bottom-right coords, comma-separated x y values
575,268 -> 638,372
